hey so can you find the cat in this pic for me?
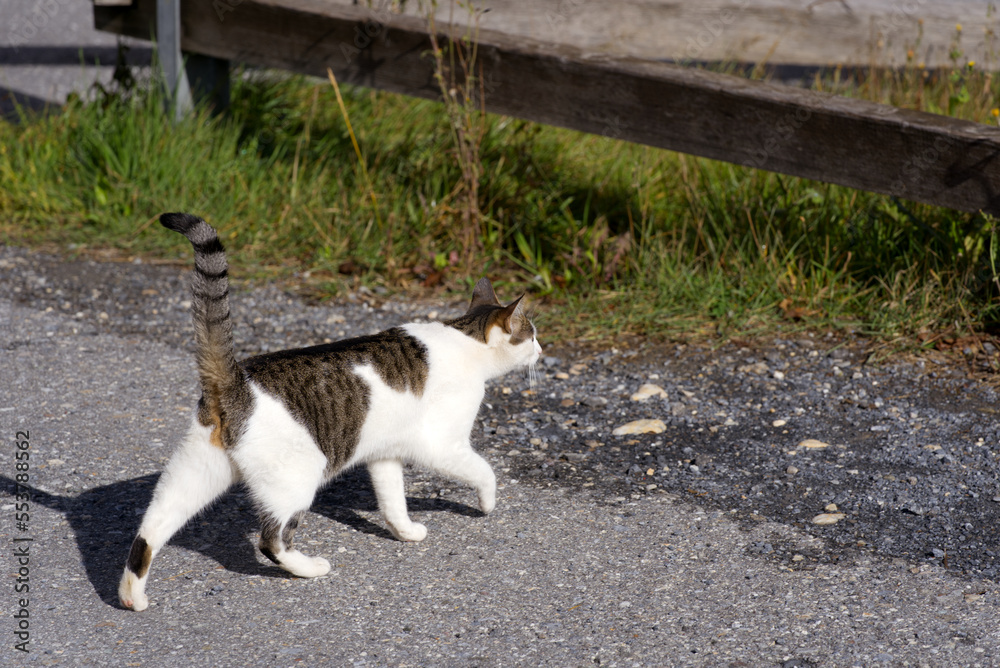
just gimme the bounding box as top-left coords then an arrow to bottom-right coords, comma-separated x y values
118,212 -> 541,611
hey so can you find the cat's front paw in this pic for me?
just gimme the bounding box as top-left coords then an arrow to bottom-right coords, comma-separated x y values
478,490 -> 496,514
389,521 -> 427,542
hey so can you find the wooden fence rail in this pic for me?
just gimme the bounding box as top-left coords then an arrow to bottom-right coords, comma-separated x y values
95,0 -> 1000,215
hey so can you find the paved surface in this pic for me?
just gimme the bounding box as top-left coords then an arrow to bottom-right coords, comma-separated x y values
1,245 -> 999,667
0,0 -> 151,118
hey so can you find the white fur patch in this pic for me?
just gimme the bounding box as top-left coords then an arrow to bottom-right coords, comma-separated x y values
232,384 -> 328,518
350,323 -> 490,467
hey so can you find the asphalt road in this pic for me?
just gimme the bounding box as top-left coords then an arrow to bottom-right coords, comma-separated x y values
0,0 -> 154,118
1,245 -> 999,667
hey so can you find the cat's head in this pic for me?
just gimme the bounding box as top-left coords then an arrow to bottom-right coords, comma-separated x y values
446,277 -> 541,374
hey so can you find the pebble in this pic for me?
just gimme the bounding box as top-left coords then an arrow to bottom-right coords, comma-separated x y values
630,383 -> 668,401
772,419 -> 787,427
772,370 -> 786,381
812,512 -> 846,525
582,396 -> 609,408
799,439 -> 830,449
555,372 -> 570,380
612,419 -> 666,436
785,466 -> 799,475
670,404 -> 691,417
737,361 -> 769,375
824,503 -> 838,512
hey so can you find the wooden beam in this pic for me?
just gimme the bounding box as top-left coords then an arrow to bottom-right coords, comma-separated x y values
95,0 -> 1000,215
410,0 -> 1000,72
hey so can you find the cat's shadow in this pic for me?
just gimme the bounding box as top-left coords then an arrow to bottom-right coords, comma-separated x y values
1,467 -> 480,607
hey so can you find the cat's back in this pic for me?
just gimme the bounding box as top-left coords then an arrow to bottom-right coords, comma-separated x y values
241,327 -> 429,392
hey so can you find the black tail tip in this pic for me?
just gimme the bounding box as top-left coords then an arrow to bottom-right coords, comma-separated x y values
159,212 -> 204,235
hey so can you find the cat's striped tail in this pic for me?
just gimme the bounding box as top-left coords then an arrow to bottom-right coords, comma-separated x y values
160,212 -> 247,448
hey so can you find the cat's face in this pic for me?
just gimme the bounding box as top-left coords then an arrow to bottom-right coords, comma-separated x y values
448,278 -> 542,372
483,296 -> 541,369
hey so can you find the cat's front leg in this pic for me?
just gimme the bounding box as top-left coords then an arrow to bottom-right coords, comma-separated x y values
425,443 -> 496,514
476,472 -> 496,515
470,455 -> 496,514
367,459 -> 427,541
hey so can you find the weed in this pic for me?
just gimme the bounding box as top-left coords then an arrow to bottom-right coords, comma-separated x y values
426,0 -> 492,272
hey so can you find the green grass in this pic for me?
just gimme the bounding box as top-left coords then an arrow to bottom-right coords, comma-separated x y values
2,57 -> 999,346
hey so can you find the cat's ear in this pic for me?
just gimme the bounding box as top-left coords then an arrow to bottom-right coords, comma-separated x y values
469,277 -> 502,309
496,295 -> 525,334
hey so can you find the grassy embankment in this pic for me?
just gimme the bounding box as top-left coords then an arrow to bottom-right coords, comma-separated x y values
1,27 -> 999,350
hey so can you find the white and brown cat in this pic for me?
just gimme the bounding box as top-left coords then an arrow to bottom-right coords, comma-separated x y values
119,212 -> 541,611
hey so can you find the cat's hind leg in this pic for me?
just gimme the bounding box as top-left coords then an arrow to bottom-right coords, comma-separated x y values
249,458 -> 331,577
235,386 -> 331,578
246,476 -> 331,577
368,459 -> 427,541
257,508 -> 330,578
119,421 -> 236,611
